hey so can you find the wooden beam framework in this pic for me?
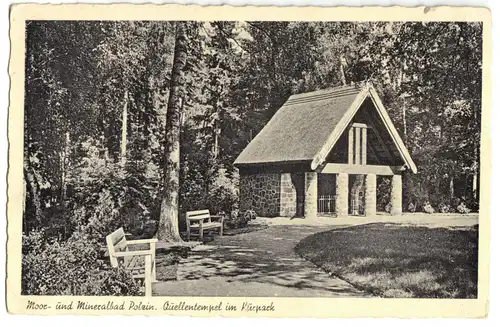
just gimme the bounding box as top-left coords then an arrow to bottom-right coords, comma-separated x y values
355,127 -> 361,164
367,142 -> 382,164
361,127 -> 367,165
348,128 -> 354,164
364,112 -> 396,164
348,123 -> 369,166
310,85 -> 417,173
319,163 -> 404,176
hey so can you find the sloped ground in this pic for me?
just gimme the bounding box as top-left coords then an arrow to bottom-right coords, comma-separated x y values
153,224 -> 368,297
295,223 -> 478,298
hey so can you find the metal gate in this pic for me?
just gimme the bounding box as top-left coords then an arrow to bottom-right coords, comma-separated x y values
318,194 -> 336,215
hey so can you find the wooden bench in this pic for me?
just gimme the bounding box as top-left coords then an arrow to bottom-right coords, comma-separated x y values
106,228 -> 157,297
186,209 -> 224,241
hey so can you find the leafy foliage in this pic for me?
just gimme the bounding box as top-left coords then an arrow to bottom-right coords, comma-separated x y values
22,230 -> 141,296
66,139 -> 160,240
223,209 -> 257,229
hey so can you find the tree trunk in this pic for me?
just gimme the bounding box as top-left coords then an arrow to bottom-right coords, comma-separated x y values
24,166 -> 42,225
449,177 -> 454,200
473,105 -> 480,203
157,24 -> 187,242
402,97 -> 407,143
61,131 -> 70,201
340,54 -> 347,86
121,90 -> 128,166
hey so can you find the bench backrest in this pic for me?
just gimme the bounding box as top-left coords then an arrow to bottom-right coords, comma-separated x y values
186,209 -> 210,222
106,227 -> 128,268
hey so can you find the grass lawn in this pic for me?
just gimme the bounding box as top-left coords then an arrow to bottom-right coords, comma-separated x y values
295,223 -> 478,298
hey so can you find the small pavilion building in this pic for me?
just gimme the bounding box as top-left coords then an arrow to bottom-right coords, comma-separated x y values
234,84 -> 417,218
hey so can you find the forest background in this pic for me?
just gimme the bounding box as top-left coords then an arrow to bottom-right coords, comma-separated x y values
21,21 -> 482,295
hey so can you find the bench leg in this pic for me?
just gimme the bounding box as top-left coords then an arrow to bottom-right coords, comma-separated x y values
152,246 -> 157,282
220,224 -> 223,236
144,255 -> 152,297
199,226 -> 204,241
186,225 -> 190,240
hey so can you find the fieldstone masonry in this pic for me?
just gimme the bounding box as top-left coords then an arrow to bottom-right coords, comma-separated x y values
240,173 -> 280,216
335,173 -> 349,217
304,172 -> 318,219
365,173 -> 377,216
280,173 -> 297,217
240,171 -> 403,218
390,174 -> 403,215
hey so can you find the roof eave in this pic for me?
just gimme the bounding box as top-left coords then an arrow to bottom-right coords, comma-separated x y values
310,85 -> 417,174
367,87 -> 417,174
311,87 -> 370,170
234,159 -> 313,167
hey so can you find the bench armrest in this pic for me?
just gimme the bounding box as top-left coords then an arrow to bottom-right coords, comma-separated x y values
210,215 -> 224,222
113,250 -> 154,257
126,238 -> 158,245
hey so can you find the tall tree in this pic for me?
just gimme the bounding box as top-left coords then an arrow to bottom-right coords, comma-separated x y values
158,23 -> 188,242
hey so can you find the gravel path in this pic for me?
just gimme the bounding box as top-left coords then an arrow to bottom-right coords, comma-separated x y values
153,224 -> 368,297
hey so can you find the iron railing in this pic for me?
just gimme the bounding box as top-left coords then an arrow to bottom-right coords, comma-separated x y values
318,194 -> 336,214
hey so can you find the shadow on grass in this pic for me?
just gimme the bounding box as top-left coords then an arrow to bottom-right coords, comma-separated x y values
295,223 -> 478,298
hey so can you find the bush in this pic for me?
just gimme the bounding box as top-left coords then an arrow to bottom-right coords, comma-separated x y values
438,202 -> 451,213
423,202 -> 435,214
407,202 -> 417,213
466,198 -> 479,213
456,203 -> 471,214
22,230 -> 141,296
67,139 -> 160,241
223,209 -> 255,229
377,177 -> 391,212
207,168 -> 239,214
22,140 -> 164,296
244,209 -> 257,221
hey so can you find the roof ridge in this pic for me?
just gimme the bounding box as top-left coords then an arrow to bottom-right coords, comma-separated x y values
289,85 -> 363,98
284,86 -> 362,107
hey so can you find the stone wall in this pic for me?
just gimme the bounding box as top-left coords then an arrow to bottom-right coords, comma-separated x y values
335,173 -> 349,217
365,173 -> 377,216
239,173 -> 281,217
390,174 -> 403,215
304,172 -> 318,219
280,173 -> 296,217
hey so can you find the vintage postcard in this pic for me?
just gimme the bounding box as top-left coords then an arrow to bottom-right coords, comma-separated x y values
7,4 -> 491,317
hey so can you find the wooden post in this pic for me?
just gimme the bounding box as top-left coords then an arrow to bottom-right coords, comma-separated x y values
365,174 -> 377,216
355,127 -> 361,165
361,127 -> 367,165
199,220 -> 204,241
304,172 -> 318,219
151,246 -> 157,282
390,174 -> 403,215
348,127 -> 354,164
335,173 -> 349,217
144,255 -> 152,297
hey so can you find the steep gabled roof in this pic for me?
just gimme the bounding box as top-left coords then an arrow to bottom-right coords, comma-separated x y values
234,84 -> 417,173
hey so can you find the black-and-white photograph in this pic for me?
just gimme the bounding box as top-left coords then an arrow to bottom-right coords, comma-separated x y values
21,19 -> 482,300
